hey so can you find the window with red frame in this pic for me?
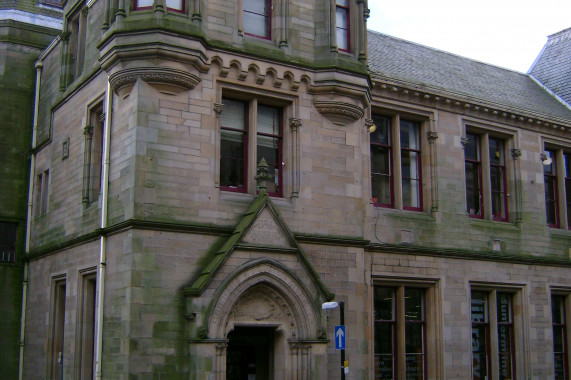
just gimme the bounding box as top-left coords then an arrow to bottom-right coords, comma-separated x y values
256,105 -> 282,196
544,149 -> 559,227
371,115 -> 393,207
490,137 -> 508,221
243,0 -> 271,39
465,133 -> 483,217
471,291 -> 490,380
335,0 -> 350,51
134,0 -> 184,12
565,153 -> 571,229
220,99 -> 248,193
401,120 -> 422,210
497,293 -> 515,380
374,286 -> 426,379
552,295 -> 569,380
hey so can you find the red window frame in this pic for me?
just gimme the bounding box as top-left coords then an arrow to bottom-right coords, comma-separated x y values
552,295 -> 569,380
404,288 -> 426,379
401,120 -> 422,211
374,287 -> 396,379
256,105 -> 283,197
134,0 -> 185,13
243,0 -> 271,40
497,293 -> 515,380
220,99 -> 248,193
471,291 -> 491,380
544,149 -> 560,228
465,133 -> 483,218
371,115 -> 393,208
489,137 -> 508,222
335,0 -> 350,52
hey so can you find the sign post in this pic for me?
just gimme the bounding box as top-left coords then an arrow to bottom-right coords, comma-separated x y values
322,300 -> 348,379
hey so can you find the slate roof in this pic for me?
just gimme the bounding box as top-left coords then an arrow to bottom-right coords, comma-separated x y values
529,28 -> 571,107
367,30 -> 571,122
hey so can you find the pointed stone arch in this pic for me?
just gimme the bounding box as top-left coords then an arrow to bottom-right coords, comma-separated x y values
206,258 -> 321,340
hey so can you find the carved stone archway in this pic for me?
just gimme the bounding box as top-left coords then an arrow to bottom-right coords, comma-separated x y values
189,259 -> 328,380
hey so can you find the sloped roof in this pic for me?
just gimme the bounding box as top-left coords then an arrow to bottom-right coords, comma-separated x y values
529,28 -> 571,107
367,30 -> 571,122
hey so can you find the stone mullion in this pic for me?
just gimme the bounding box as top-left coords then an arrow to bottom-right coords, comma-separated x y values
290,118 -> 301,198
393,115 -> 403,209
279,0 -> 289,48
357,0 -> 366,61
329,0 -> 337,52
82,126 -> 94,205
511,148 -> 522,225
427,130 -> 438,213
213,102 -> 223,188
59,31 -> 71,91
481,133 -> 492,220
215,342 -> 227,380
556,149 -> 567,229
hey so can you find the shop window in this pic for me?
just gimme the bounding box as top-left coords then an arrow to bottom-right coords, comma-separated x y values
371,114 -> 423,211
0,222 -> 17,263
243,0 -> 271,39
374,284 -> 440,379
464,131 -> 510,221
552,294 -> 569,380
335,0 -> 350,51
220,98 -> 282,197
471,290 -> 519,380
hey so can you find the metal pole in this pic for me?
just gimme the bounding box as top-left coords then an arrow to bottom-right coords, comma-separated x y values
340,301 -> 345,380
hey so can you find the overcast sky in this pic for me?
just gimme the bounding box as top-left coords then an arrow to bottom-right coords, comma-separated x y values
366,0 -> 571,73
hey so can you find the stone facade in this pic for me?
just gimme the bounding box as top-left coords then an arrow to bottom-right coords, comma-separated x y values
3,0 -> 571,379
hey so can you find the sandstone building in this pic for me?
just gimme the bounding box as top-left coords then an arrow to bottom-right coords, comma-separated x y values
1,0 -> 571,379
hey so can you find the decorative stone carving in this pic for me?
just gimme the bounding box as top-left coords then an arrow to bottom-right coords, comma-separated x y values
289,118 -> 302,131
461,136 -> 469,147
213,103 -> 223,118
109,67 -> 201,94
313,101 -> 365,122
427,131 -> 438,142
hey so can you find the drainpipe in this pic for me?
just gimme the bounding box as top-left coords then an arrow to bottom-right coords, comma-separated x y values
19,60 -> 43,380
95,77 -> 112,380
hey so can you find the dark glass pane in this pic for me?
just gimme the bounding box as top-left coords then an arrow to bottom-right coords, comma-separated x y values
0,222 -> 17,263
405,288 -> 424,321
400,120 -> 419,149
552,295 -> 564,324
371,146 -> 390,175
491,191 -> 505,219
465,134 -> 480,160
497,294 -> 512,323
498,352 -> 513,380
472,325 -> 487,354
371,146 -> 391,205
554,352 -> 565,380
465,162 -> 480,189
371,116 -> 390,145
489,138 -> 504,165
553,325 -> 564,352
403,178 -> 421,208
374,287 -> 394,321
473,352 -> 488,380
374,323 -> 393,354
566,179 -> 571,227
405,323 -> 423,353
405,354 -> 424,380
565,153 -> 571,178
543,150 -> 555,175
372,175 -> 391,205
375,354 -> 394,379
257,136 -> 279,193
221,131 -> 245,188
490,166 -> 504,192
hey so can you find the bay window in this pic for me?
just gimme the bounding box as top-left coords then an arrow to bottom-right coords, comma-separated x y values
335,0 -> 350,51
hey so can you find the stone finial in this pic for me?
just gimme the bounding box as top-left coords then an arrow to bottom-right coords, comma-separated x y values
255,158 -> 272,193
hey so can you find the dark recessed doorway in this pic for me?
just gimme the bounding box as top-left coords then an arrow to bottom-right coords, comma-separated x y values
226,326 -> 275,380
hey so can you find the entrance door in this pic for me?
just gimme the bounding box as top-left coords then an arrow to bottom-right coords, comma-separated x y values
226,326 -> 275,380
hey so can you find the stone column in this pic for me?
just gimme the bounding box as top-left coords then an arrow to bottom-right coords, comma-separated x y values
427,130 -> 438,213
511,148 -> 522,225
82,126 -> 94,205
290,118 -> 301,198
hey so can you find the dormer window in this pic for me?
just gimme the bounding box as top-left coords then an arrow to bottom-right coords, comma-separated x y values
335,0 -> 350,51
243,0 -> 271,39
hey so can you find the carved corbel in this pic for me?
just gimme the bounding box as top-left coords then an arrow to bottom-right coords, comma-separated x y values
213,103 -> 224,118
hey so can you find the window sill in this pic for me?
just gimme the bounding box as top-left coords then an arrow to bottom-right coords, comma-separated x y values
548,227 -> 571,238
468,217 -> 519,231
372,205 -> 434,222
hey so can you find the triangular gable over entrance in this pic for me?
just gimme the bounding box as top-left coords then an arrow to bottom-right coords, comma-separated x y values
184,192 -> 333,301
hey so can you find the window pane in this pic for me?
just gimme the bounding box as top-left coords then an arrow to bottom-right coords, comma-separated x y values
497,294 -> 514,380
466,162 -> 481,216
257,136 -> 280,193
244,13 -> 268,37
543,150 -> 555,175
400,120 -> 419,149
221,100 -> 246,131
136,0 -> 153,7
405,288 -> 424,321
471,291 -> 489,380
374,323 -> 394,354
375,353 -> 394,380
371,116 -> 390,145
465,134 -> 480,161
336,28 -> 348,50
221,130 -> 246,189
165,0 -> 183,10
244,0 -> 267,13
489,138 -> 504,165
374,287 -> 395,321
336,0 -> 348,5
552,295 -> 565,324
0,222 -> 17,263
405,354 -> 424,380
336,7 -> 348,28
371,146 -> 391,205
257,105 -> 279,135
405,323 -> 423,353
